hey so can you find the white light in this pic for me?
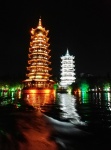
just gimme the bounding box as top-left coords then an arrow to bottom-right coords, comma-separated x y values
60,49 -> 76,88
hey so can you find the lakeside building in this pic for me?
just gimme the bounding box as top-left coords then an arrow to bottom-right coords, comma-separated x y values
22,18 -> 55,94
59,49 -> 76,89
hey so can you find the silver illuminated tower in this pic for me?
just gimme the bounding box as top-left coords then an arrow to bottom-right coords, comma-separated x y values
60,49 -> 76,88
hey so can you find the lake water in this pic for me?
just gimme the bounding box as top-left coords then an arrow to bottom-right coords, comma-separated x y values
1,91 -> 111,149
22,92 -> 111,150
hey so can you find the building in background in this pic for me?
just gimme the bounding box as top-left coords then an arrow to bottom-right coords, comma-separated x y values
59,49 -> 76,89
23,18 -> 54,91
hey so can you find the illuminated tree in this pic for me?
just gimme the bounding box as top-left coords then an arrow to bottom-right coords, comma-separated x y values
80,82 -> 89,92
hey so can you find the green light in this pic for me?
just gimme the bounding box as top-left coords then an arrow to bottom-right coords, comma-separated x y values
53,83 -> 58,90
81,92 -> 89,103
103,83 -> 110,91
80,82 -> 89,92
10,88 -> 15,92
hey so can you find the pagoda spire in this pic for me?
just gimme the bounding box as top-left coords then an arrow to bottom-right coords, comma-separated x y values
66,48 -> 70,56
38,17 -> 42,28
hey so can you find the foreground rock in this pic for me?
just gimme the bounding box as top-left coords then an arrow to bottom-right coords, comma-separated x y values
0,106 -> 58,150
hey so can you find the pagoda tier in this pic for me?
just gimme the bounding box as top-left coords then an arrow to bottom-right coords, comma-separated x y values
23,18 -> 54,89
60,49 -> 76,88
29,48 -> 51,53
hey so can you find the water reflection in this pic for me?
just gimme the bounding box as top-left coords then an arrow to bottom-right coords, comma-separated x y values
1,92 -> 111,150
1,91 -> 111,129
56,93 -> 83,125
22,92 -> 84,125
75,91 -> 111,110
23,93 -> 56,108
74,92 -> 111,129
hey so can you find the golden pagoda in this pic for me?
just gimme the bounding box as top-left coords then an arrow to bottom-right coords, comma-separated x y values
23,18 -> 55,94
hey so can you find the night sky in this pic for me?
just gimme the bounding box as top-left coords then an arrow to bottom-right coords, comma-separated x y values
0,0 -> 111,81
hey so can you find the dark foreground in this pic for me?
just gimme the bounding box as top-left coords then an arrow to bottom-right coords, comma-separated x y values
0,104 -> 111,150
45,115 -> 111,150
0,104 -> 58,150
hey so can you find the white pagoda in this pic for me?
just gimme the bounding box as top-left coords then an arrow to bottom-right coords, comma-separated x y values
59,49 -> 76,88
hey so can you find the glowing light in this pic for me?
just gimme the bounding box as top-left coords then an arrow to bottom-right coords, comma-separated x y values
57,93 -> 83,125
81,92 -> 89,103
23,18 -> 54,89
29,89 -> 37,94
59,49 -> 76,88
44,89 -> 51,94
80,82 -> 89,92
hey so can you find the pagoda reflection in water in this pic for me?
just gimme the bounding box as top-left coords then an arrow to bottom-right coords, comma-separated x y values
22,92 -> 56,108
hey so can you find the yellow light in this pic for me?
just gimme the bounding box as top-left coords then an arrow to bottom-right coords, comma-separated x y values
29,89 -> 37,94
44,89 -> 50,94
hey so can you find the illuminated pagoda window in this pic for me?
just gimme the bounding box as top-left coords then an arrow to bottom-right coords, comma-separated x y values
59,49 -> 76,88
23,18 -> 54,88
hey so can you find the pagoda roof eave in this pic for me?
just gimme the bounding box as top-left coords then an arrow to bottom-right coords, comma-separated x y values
23,78 -> 54,82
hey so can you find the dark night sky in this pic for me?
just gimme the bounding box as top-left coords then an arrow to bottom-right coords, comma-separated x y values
0,0 -> 111,81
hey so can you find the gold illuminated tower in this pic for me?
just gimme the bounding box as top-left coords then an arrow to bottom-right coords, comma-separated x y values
23,18 -> 54,89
